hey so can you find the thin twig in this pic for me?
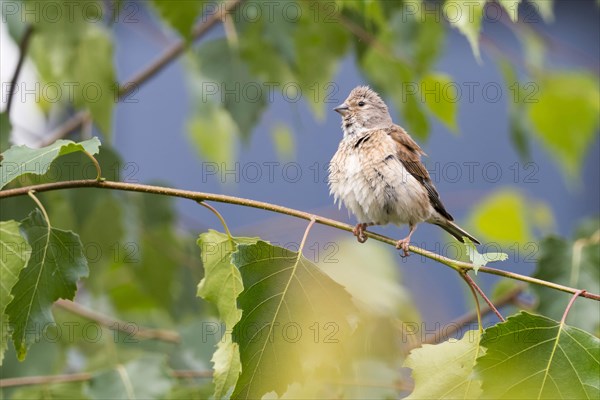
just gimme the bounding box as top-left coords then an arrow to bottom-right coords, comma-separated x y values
0,373 -> 92,388
117,0 -> 243,99
420,284 -> 525,346
462,272 -> 505,322
6,25 -> 34,116
460,272 -> 483,332
171,370 -> 213,379
0,370 -> 213,388
54,299 -> 180,343
2,179 -> 598,302
40,0 -> 244,147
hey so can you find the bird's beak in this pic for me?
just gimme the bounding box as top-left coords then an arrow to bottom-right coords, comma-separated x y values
334,103 -> 349,115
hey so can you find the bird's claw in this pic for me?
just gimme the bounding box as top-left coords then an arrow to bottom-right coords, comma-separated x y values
353,223 -> 368,243
396,238 -> 410,257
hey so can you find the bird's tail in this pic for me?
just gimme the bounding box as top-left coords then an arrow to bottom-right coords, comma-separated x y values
435,220 -> 480,244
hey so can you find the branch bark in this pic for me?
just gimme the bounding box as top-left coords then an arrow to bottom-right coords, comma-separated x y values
6,25 -> 35,117
54,299 -> 181,343
2,179 -> 599,302
0,370 -> 213,388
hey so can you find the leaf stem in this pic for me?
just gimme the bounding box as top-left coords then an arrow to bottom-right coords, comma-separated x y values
459,272 -> 483,332
560,289 -> 586,325
198,201 -> 233,240
2,179 -> 599,302
461,272 -> 505,322
83,150 -> 102,181
27,190 -> 51,228
299,217 -> 317,254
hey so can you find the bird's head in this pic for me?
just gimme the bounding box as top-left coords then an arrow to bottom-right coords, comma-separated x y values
334,86 -> 392,136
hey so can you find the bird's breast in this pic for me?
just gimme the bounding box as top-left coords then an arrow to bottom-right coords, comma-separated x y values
328,131 -> 432,225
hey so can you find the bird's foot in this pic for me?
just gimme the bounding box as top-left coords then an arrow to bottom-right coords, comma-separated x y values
396,238 -> 411,257
352,223 -> 368,243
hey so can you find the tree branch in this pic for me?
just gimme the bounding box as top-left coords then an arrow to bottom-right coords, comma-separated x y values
39,0 -> 243,146
0,373 -> 92,388
0,370 -> 213,388
2,179 -> 599,302
419,284 -> 525,346
54,299 -> 181,344
461,272 -> 505,322
6,25 -> 34,116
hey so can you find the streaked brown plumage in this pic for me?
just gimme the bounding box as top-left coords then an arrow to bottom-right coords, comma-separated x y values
328,86 -> 479,255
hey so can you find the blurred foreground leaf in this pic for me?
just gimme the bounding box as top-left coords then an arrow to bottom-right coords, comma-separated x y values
231,241 -> 357,399
11,382 -> 89,400
405,330 -> 482,399
88,355 -> 174,400
0,220 -> 31,365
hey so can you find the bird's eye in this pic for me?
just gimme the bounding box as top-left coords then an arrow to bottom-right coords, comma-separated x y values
358,101 -> 365,107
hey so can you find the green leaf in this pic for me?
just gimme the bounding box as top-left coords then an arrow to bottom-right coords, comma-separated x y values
293,4 -> 349,119
187,101 -> 237,165
0,137 -> 101,189
11,382 -> 89,400
411,3 -> 446,75
197,230 -> 259,399
88,355 -> 175,400
404,330 -> 483,399
5,209 -> 89,360
528,72 -> 600,177
319,237 -> 420,323
195,39 -> 266,140
518,28 -> 546,70
72,26 -> 116,135
498,0 -> 521,22
270,123 -> 295,161
361,47 -> 429,139
421,73 -> 458,132
151,0 -> 205,39
529,0 -> 554,22
469,189 -> 553,245
0,111 -> 11,152
464,237 -> 508,273
443,0 -> 486,62
532,220 -> 600,334
231,241 -> 357,399
497,58 -> 532,159
476,312 -> 600,399
26,2 -> 116,137
0,220 -> 31,365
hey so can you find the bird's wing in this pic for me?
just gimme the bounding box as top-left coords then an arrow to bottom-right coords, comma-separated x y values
387,125 -> 454,221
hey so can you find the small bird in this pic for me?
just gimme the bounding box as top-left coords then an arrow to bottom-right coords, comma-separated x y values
328,86 -> 479,256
